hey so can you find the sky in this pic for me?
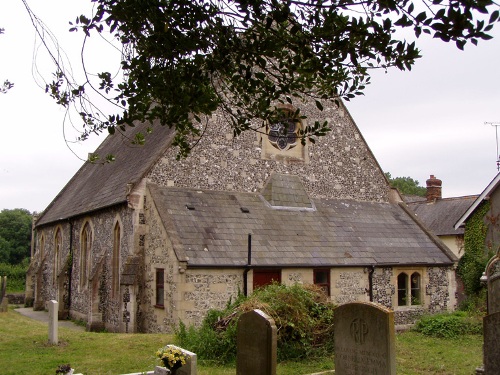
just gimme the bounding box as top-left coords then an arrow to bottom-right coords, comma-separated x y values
1,1 -> 500,213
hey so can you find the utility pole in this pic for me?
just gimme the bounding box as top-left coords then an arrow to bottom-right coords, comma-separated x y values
485,122 -> 500,170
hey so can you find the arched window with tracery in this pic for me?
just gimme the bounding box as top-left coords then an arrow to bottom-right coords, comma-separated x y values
112,222 -> 121,297
80,222 -> 92,290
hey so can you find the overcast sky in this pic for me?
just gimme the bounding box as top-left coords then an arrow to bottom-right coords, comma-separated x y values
1,1 -> 500,213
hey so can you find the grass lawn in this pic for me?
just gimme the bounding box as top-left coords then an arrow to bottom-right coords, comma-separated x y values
0,306 -> 482,375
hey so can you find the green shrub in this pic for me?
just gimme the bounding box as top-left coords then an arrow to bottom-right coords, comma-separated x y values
0,259 -> 29,292
175,283 -> 336,364
414,311 -> 482,338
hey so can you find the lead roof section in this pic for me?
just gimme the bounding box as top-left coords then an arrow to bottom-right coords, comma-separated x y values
149,183 -> 456,268
36,120 -> 176,226
407,196 -> 477,236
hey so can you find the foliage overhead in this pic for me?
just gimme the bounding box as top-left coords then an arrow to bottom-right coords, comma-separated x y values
0,209 -> 32,265
24,0 -> 500,157
0,28 -> 14,94
385,172 -> 427,196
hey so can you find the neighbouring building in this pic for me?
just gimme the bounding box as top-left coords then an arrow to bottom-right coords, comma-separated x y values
26,99 -> 458,332
455,172 -> 500,256
406,175 -> 478,259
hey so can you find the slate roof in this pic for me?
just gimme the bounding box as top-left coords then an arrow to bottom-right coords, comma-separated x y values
407,196 -> 477,236
149,182 -> 456,268
36,121 -> 176,226
455,172 -> 500,230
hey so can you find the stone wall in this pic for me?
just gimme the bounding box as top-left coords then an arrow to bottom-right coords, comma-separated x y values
140,191 -> 179,333
372,267 -> 395,309
31,204 -> 134,331
331,268 -> 368,304
426,266 -> 454,313
147,100 -> 389,203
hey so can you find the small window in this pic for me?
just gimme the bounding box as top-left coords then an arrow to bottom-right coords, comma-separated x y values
39,234 -> 45,257
411,272 -> 421,305
53,228 -> 62,284
156,269 -> 165,307
112,222 -> 121,297
398,272 -> 421,306
314,269 -> 330,296
80,222 -> 92,290
397,273 -> 408,306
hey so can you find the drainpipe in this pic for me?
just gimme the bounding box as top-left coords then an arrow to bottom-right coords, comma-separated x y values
368,266 -> 375,302
243,233 -> 252,296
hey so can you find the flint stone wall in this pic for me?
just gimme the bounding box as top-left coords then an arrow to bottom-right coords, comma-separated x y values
31,204 -> 135,331
147,100 -> 389,203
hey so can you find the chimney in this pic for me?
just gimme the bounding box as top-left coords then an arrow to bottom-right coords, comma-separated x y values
426,175 -> 442,202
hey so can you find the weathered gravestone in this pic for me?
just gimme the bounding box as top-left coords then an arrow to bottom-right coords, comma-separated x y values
48,300 -> 58,345
166,345 -> 197,375
334,302 -> 396,375
236,309 -> 277,375
0,276 -> 7,312
477,254 -> 500,374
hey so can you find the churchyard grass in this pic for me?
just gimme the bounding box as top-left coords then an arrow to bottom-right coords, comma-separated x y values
0,306 -> 482,375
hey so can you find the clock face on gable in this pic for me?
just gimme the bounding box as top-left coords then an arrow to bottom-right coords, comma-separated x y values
268,119 -> 298,151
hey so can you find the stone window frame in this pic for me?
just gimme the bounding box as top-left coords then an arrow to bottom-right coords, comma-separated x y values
112,220 -> 121,298
395,268 -> 423,308
155,268 -> 165,308
53,226 -> 63,284
79,221 -> 93,291
314,268 -> 331,296
261,104 -> 309,163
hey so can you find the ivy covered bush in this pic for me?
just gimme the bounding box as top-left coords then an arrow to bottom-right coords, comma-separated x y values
457,201 -> 493,298
176,283 -> 336,364
414,311 -> 482,338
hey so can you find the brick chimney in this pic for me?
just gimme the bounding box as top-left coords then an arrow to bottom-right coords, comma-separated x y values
426,175 -> 442,202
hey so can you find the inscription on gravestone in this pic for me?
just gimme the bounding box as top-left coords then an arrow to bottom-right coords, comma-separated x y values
334,302 -> 396,375
236,309 -> 277,375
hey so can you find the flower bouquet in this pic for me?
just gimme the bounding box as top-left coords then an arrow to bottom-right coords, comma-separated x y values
156,345 -> 186,374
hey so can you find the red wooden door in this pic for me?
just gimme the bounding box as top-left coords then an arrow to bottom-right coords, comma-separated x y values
253,269 -> 281,290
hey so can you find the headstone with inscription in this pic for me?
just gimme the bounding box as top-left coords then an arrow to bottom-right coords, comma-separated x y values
236,309 -> 277,375
334,302 -> 396,375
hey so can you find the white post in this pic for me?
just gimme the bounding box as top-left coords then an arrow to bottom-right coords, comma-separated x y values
48,300 -> 58,344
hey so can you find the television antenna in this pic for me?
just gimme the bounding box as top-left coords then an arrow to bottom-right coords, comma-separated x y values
485,121 -> 500,170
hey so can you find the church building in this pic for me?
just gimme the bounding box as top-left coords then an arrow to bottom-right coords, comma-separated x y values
26,99 -> 457,332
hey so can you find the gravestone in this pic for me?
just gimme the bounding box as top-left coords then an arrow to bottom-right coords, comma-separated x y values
0,276 -> 7,312
477,254 -> 500,374
236,309 -> 277,375
334,302 -> 396,375
165,345 -> 197,375
48,300 -> 58,345
483,311 -> 500,374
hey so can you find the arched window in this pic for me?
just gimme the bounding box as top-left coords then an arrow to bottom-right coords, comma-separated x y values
80,222 -> 92,290
397,272 -> 422,306
411,272 -> 421,305
112,222 -> 121,297
397,273 -> 408,306
39,234 -> 45,258
53,228 -> 62,284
